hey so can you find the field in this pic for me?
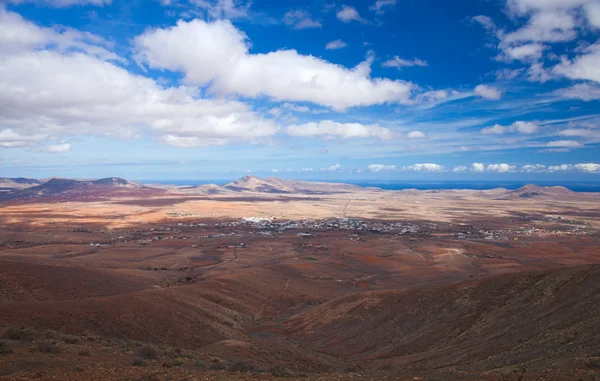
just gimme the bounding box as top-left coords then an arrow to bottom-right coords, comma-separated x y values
1,181 -> 600,380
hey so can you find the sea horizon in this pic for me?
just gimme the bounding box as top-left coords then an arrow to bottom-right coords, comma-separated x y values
140,179 -> 600,192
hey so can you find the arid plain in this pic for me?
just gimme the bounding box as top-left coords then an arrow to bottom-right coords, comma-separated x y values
1,176 -> 600,381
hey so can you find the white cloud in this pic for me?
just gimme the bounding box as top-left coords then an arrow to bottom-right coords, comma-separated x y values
498,43 -> 546,62
474,84 -> 502,100
574,163 -> 600,173
336,5 -> 365,23
5,0 -> 111,6
406,130 -> 426,139
287,121 -> 394,140
521,164 -> 546,172
586,2 -> 600,28
47,142 -> 71,153
472,15 -> 497,33
323,163 -> 341,171
403,163 -> 445,172
472,162 -> 485,172
453,165 -> 469,173
481,121 -> 538,134
548,163 -> 600,173
559,128 -> 600,138
325,39 -> 348,50
192,0 -> 251,20
0,129 -> 47,148
381,56 -> 428,70
0,9 -> 119,61
0,9 -> 279,150
547,140 -> 583,148
486,163 -> 516,173
283,9 -> 322,29
553,83 -> 600,101
548,164 -> 572,172
368,164 -> 397,172
370,0 -> 396,15
134,19 -> 416,110
553,42 -> 600,83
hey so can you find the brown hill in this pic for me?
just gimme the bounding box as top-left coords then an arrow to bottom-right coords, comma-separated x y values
285,264 -> 600,373
501,184 -> 576,200
0,177 -> 148,202
224,175 -> 363,194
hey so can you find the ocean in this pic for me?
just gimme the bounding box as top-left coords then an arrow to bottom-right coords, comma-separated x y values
140,180 -> 600,192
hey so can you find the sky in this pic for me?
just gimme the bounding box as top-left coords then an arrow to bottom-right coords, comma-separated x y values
0,0 -> 599,181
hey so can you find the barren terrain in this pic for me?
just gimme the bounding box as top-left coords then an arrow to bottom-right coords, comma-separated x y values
0,176 -> 599,380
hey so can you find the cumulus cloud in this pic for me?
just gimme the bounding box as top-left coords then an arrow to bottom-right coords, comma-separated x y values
472,163 -> 485,172
382,56 -> 428,69
453,165 -> 469,173
47,142 -> 71,153
554,42 -> 600,83
370,0 -> 396,15
474,84 -> 502,100
403,163 -> 445,172
549,163 -> 600,173
368,164 -> 397,172
521,164 -> 546,173
336,5 -> 365,23
283,9 -> 322,29
323,163 -> 342,171
134,19 -> 416,110
481,121 -> 539,135
287,121 -> 394,140
478,1 -> 600,84
0,9 -> 279,150
406,130 -> 426,139
486,163 -> 516,173
325,39 -> 348,50
0,9 -> 119,61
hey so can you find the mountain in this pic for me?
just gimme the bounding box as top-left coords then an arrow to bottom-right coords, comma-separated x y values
224,175 -> 363,194
0,177 -> 144,202
286,264 -> 600,373
501,184 -> 576,200
0,177 -> 41,192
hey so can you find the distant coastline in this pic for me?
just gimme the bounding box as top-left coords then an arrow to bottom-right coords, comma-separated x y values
140,179 -> 600,192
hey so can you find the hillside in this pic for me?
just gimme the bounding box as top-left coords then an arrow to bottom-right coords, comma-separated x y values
286,264 -> 600,373
0,177 -> 41,192
501,184 -> 577,200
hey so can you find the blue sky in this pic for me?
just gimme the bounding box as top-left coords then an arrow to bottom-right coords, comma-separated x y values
0,0 -> 599,181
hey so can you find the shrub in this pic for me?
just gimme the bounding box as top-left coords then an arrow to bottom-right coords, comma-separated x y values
229,361 -> 255,373
61,334 -> 80,344
195,360 -> 207,369
37,341 -> 61,354
0,341 -> 13,355
586,357 -> 600,368
2,327 -> 38,342
209,361 -> 226,371
139,346 -> 159,360
173,357 -> 185,367
132,357 -> 148,367
78,349 -> 91,357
